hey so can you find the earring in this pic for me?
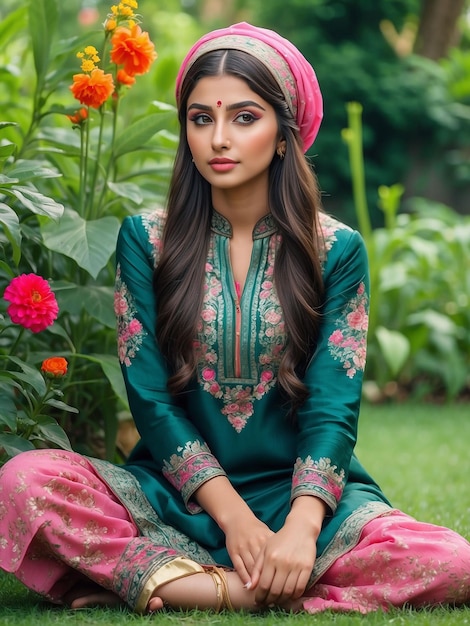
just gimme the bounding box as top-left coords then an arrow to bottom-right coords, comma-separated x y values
276,146 -> 285,160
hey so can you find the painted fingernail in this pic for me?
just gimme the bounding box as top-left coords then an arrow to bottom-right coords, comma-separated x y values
244,581 -> 252,589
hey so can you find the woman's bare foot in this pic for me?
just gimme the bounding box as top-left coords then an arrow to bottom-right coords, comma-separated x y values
147,596 -> 165,612
63,583 -> 123,609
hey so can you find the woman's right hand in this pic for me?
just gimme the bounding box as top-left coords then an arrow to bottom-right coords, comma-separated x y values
194,476 -> 273,585
223,511 -> 274,585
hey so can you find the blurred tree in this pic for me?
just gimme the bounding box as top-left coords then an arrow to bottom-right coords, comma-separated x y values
230,0 -> 470,224
415,0 -> 466,59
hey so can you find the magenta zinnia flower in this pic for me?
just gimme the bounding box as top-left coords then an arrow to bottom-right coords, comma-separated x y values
3,273 -> 59,333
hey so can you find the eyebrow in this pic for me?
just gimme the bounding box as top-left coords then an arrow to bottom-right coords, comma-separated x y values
187,100 -> 266,112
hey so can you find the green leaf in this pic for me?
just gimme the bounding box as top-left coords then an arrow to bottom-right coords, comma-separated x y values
34,418 -> 72,451
0,433 -> 36,458
53,282 -> 115,328
0,174 -> 20,187
0,384 -> 18,432
77,353 -> 128,409
375,326 -> 410,378
6,185 -> 64,219
45,398 -> 79,413
0,7 -> 28,50
0,143 -> 17,160
107,182 -> 143,205
113,111 -> 177,158
40,210 -> 120,279
7,356 -> 47,396
94,354 -> 129,408
0,203 -> 21,265
28,0 -> 59,86
6,159 -> 62,182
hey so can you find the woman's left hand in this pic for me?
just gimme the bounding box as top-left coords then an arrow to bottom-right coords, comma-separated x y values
249,495 -> 326,607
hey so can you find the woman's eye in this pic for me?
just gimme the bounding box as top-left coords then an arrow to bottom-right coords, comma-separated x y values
192,114 -> 212,125
235,112 -> 256,124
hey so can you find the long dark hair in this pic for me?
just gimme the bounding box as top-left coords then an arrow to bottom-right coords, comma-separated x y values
154,49 -> 325,412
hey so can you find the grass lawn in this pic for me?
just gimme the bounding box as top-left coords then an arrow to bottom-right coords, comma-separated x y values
1,402 -> 469,625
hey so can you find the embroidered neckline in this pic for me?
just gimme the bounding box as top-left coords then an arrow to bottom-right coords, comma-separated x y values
211,209 -> 277,240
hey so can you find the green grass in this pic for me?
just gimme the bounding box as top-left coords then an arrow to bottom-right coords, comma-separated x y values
1,402 -> 469,625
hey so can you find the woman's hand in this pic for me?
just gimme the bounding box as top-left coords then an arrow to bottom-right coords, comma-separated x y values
194,476 -> 273,585
250,496 -> 327,606
223,511 -> 274,585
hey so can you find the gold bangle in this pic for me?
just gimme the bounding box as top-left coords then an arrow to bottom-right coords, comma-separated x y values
205,566 -> 234,612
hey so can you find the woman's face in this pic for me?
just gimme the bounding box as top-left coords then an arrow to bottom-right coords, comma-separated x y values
186,74 -> 280,195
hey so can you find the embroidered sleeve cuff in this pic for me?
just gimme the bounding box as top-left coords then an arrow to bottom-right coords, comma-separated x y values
291,456 -> 345,513
162,440 -> 226,514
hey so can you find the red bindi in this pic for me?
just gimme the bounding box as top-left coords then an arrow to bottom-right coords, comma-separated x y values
216,100 -> 222,107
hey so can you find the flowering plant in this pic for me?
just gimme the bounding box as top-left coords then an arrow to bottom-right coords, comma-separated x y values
0,0 -> 179,458
0,275 -> 77,466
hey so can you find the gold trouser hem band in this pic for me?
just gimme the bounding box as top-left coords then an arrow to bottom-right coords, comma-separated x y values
135,556 -> 205,614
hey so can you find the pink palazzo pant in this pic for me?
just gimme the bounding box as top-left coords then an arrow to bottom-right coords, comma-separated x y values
0,449 -> 469,613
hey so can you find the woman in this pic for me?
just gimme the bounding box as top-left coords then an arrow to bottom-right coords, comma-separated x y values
1,22 -> 469,614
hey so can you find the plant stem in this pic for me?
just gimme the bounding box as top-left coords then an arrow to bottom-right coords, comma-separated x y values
342,102 -> 372,244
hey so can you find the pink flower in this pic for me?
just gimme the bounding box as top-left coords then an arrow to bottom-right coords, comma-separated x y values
347,305 -> 368,331
265,310 -> 282,325
261,370 -> 274,383
114,292 -> 128,315
223,403 -> 240,414
230,416 -> 246,431
202,368 -> 216,381
201,308 -> 216,322
329,330 -> 344,345
209,382 -> 221,395
128,318 -> 142,335
4,273 -> 59,333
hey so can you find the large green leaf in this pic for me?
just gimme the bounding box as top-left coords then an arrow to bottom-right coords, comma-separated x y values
95,354 -> 128,408
0,433 -> 35,458
0,384 -> 17,432
6,159 -> 62,182
107,182 -> 143,205
6,185 -> 64,219
78,353 -> 128,409
0,7 -> 28,49
28,0 -> 58,85
0,203 -> 21,265
375,326 -> 410,378
113,110 -> 177,158
41,209 -> 120,279
34,415 -> 73,450
53,283 -> 115,328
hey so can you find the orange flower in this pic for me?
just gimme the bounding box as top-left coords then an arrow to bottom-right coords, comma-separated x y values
41,357 -> 68,378
67,107 -> 88,125
110,25 -> 157,76
116,69 -> 136,86
70,68 -> 114,109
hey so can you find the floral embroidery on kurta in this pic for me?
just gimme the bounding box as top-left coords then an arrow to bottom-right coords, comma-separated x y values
327,282 -> 368,378
292,456 -> 346,511
115,265 -> 147,367
195,230 -> 286,433
162,440 -> 226,510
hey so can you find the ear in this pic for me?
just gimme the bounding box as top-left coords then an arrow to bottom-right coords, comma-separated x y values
276,138 -> 286,153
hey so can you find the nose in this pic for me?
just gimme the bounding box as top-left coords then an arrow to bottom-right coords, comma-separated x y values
211,119 -> 231,151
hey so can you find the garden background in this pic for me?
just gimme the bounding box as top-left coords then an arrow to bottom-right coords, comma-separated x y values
0,0 -> 470,623
0,0 -> 469,464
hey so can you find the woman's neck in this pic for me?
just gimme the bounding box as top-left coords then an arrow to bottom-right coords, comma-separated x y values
211,188 -> 269,235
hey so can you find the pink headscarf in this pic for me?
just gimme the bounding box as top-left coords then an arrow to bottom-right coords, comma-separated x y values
175,22 -> 323,152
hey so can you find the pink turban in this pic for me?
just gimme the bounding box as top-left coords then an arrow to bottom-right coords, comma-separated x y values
175,22 -> 323,152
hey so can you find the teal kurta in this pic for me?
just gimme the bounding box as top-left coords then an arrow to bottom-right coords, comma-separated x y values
110,207 -> 392,582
